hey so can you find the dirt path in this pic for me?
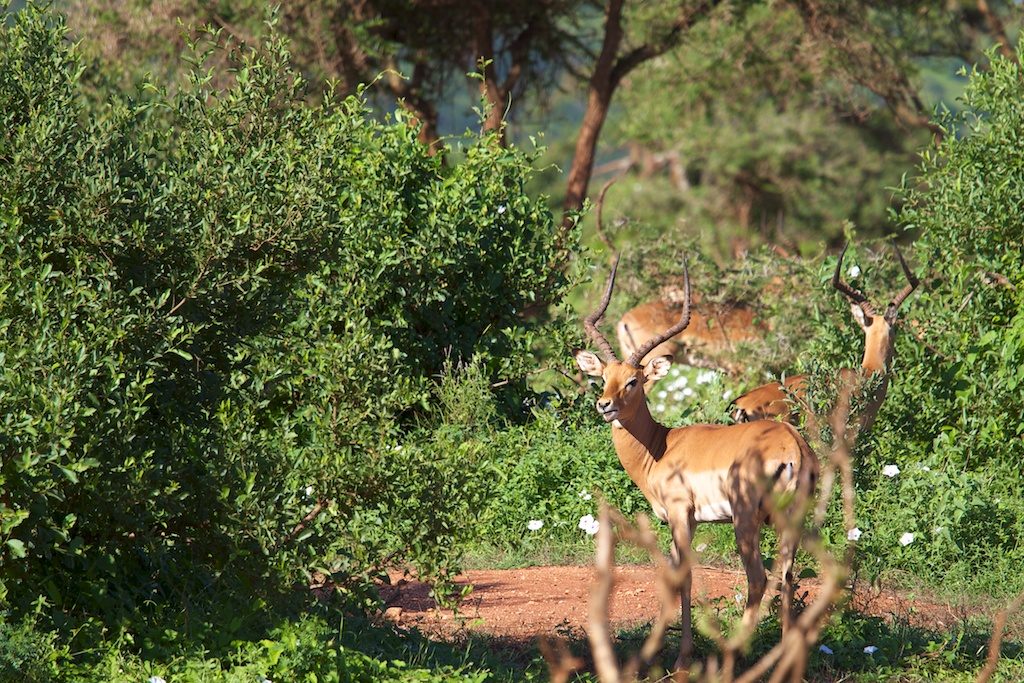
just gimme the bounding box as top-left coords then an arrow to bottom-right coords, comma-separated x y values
381,564 -> 969,640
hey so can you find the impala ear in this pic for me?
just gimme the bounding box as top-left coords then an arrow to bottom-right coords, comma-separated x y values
643,356 -> 672,383
574,350 -> 605,377
849,303 -> 870,329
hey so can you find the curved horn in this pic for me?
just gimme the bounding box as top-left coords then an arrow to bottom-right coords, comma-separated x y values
627,258 -> 692,367
583,255 -> 620,362
889,243 -> 919,311
593,175 -> 622,253
832,242 -> 870,307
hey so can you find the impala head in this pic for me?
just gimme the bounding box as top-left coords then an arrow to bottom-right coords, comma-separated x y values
833,242 -> 919,373
575,255 -> 691,423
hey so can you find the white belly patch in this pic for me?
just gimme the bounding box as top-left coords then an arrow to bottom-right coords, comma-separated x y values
694,500 -> 733,522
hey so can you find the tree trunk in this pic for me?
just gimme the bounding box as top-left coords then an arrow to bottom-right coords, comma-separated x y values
385,57 -> 444,155
561,0 -> 625,224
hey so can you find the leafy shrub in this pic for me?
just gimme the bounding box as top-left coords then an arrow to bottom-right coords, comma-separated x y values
0,2 -> 575,646
0,613 -> 65,683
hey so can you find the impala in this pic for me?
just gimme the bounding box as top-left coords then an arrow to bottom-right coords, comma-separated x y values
730,243 -> 919,431
575,257 -> 818,669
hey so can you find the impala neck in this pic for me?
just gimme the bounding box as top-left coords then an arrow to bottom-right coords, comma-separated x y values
857,326 -> 896,435
860,327 -> 894,375
611,401 -> 670,494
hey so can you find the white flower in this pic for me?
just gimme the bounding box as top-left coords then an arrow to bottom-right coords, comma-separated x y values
899,532 -> 915,546
673,391 -> 685,401
847,527 -> 862,541
819,645 -> 834,655
656,403 -> 666,412
304,485 -> 314,498
578,490 -> 592,501
527,519 -> 544,531
863,645 -> 878,654
682,387 -> 694,397
695,543 -> 708,552
848,264 -> 862,278
260,678 -> 273,683
497,204 -> 507,214
657,390 -> 668,399
882,464 -> 900,478
933,526 -> 944,535
578,514 -> 599,535
670,367 -> 681,377
696,370 -> 718,385
734,592 -> 743,605
920,465 -> 931,472
722,390 -> 733,401
148,677 -> 167,683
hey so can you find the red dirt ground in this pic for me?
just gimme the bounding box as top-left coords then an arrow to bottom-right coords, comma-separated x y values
380,564 -> 973,641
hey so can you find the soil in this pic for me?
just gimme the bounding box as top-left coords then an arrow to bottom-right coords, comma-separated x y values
380,564 -> 972,641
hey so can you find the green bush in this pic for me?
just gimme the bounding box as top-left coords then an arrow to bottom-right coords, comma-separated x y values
0,3 -> 575,648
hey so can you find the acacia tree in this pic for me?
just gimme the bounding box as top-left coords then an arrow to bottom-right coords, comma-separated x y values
791,0 -> 1019,139
560,0 -> 718,221
600,0 -> 1021,250
64,0 -> 594,152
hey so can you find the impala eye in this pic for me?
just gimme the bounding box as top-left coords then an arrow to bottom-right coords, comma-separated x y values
625,378 -> 638,389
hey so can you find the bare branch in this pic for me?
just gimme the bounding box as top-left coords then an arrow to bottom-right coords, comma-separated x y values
975,589 -> 1024,683
589,504 -> 620,683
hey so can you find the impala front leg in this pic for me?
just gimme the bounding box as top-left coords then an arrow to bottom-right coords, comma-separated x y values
669,510 -> 696,674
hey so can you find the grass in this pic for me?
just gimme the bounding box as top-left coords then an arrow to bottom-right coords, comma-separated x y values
7,543 -> 1022,682
360,599 -> 1024,682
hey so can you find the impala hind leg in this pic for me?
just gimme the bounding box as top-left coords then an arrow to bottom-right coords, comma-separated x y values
776,524 -> 800,633
733,514 -> 767,636
669,511 -> 696,673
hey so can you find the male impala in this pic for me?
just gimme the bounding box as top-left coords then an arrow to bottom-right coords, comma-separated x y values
575,257 -> 818,669
730,243 -> 919,431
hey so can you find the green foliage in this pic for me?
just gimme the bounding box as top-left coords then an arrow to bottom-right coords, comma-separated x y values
614,5 -> 914,250
0,613 -> 65,683
0,1 -> 574,654
797,48 -> 1024,592
0,610 -> 518,682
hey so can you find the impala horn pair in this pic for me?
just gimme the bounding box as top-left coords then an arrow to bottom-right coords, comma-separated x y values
583,255 -> 692,367
832,242 -> 920,321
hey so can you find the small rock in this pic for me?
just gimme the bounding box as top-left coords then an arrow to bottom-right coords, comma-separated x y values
383,606 -> 403,622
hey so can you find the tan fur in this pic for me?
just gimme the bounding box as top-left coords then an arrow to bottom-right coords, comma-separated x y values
617,299 -> 763,374
730,374 -> 809,423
